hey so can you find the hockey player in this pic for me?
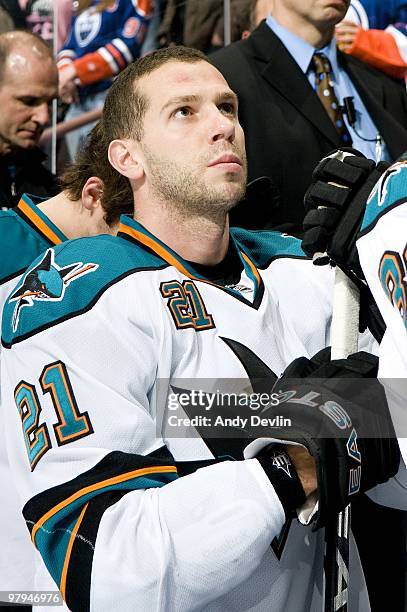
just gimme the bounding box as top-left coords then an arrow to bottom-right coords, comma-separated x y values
302,149 -> 407,610
0,122 -> 132,608
302,150 -> 407,455
0,47 -> 404,612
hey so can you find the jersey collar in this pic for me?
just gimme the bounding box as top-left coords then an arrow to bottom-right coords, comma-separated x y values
118,215 -> 263,303
15,193 -> 67,246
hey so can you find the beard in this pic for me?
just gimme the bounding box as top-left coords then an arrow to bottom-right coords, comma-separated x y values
140,143 -> 247,222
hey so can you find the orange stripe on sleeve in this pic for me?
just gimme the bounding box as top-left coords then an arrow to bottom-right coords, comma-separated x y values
31,465 -> 177,544
59,503 -> 89,600
106,43 -> 126,70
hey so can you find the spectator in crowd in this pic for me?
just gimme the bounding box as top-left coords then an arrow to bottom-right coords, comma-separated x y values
158,0 -> 252,52
238,0 -> 275,39
211,0 -> 407,233
0,30 -> 59,209
57,0 -> 152,161
24,0 -> 73,51
0,0 -> 26,33
336,0 -> 407,79
211,0 -> 253,49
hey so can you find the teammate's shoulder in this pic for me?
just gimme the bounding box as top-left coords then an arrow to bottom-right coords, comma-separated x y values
0,207 -> 50,284
1,233 -> 165,348
360,160 -> 407,235
231,226 -> 307,268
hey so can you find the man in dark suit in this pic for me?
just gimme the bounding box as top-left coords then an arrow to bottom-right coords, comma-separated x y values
0,30 -> 59,209
211,0 -> 407,233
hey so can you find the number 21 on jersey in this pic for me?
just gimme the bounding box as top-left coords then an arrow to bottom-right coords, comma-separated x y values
379,245 -> 407,324
14,360 -> 93,470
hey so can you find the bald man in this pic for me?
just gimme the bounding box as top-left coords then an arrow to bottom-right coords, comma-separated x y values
0,30 -> 59,208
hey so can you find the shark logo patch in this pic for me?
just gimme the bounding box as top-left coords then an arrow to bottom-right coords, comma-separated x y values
9,249 -> 98,332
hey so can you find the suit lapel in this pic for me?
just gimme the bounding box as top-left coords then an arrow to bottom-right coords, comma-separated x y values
249,23 -> 339,146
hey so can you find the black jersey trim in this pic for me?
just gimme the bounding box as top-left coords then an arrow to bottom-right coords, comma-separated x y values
24,447 -> 177,611
65,490 -> 128,611
0,266 -> 26,286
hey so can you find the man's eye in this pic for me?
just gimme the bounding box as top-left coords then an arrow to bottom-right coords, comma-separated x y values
219,102 -> 236,115
173,107 -> 192,118
18,97 -> 38,107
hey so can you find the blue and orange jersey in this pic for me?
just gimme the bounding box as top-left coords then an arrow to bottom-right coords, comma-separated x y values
57,0 -> 152,98
345,0 -> 407,78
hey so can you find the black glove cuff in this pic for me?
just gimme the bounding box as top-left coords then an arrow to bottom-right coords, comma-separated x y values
257,444 -> 306,516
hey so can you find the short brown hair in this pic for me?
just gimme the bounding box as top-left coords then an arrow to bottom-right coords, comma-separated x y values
59,122 -> 133,226
0,30 -> 54,83
102,46 -> 209,143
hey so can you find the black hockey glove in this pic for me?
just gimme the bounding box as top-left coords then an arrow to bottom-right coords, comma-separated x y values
302,149 -> 390,341
302,148 -> 390,279
260,348 -> 400,530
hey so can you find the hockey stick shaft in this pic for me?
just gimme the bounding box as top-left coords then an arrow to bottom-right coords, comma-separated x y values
324,268 -> 360,612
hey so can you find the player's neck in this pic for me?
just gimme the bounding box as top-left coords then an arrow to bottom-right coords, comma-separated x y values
37,192 -> 96,239
39,192 -> 118,239
134,206 -> 230,265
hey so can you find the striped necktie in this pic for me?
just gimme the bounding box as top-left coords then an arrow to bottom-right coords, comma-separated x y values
312,52 -> 352,145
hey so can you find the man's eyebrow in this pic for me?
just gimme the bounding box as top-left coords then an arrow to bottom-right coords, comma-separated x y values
160,91 -> 238,114
161,94 -> 201,113
214,91 -> 238,106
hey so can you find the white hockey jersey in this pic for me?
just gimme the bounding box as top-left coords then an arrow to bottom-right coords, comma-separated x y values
357,159 -> 407,464
0,195 -> 67,600
1,215 -> 403,611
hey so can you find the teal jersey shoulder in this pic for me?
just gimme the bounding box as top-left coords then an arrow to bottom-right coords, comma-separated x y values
1,233 -> 167,347
0,194 -> 67,285
230,226 -> 307,268
0,209 -> 52,284
360,162 -> 407,233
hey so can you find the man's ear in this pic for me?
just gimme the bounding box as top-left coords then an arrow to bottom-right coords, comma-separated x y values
108,139 -> 144,181
81,176 -> 104,211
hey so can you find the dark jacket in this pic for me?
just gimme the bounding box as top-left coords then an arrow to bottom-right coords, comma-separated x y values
211,21 -> 407,232
0,148 -> 59,209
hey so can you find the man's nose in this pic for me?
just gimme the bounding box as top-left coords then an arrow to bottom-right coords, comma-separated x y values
209,108 -> 236,143
32,102 -> 50,126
